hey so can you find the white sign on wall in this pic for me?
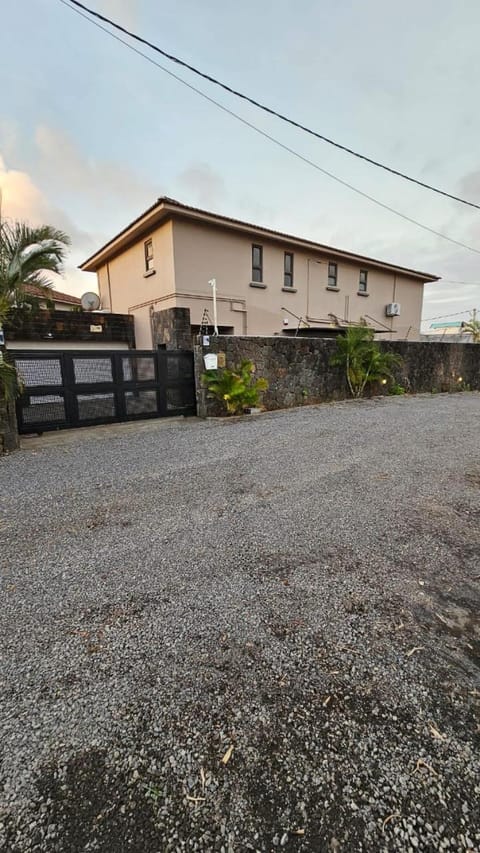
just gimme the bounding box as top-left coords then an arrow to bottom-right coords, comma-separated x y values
204,353 -> 218,370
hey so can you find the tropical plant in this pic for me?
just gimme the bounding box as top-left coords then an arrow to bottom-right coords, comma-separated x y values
0,212 -> 70,402
0,218 -> 70,324
202,359 -> 268,415
330,325 -> 402,398
461,313 -> 480,343
388,383 -> 406,396
0,354 -> 22,402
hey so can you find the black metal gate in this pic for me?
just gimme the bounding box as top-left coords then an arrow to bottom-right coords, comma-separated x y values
12,349 -> 196,434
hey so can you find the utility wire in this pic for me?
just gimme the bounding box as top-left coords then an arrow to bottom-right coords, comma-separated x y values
58,0 -> 480,257
437,279 -> 480,285
423,309 -> 473,321
62,0 -> 480,212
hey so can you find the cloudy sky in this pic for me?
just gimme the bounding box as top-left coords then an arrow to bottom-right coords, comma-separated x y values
2,0 -> 480,326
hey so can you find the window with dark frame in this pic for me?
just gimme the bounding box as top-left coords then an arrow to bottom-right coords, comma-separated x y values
284,252 -> 294,288
328,261 -> 338,288
144,239 -> 154,272
358,269 -> 368,293
252,244 -> 263,282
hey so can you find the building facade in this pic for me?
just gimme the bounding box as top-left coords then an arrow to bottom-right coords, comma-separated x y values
81,198 -> 439,349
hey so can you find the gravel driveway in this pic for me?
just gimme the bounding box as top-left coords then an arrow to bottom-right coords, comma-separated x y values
1,394 -> 479,852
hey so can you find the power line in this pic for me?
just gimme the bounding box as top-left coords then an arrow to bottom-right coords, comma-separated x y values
62,0 -> 480,213
58,0 -> 480,257
437,279 -> 480,285
423,309 -> 473,322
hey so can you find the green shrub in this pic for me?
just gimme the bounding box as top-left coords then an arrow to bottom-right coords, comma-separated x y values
202,359 -> 268,415
388,383 -> 406,395
330,326 -> 403,398
0,355 -> 21,402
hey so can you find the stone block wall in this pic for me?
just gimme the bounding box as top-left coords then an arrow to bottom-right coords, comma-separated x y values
195,336 -> 480,416
0,396 -> 19,454
152,308 -> 192,350
382,340 -> 480,393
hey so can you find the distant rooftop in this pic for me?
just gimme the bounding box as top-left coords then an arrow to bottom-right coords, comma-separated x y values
24,284 -> 81,305
429,321 -> 463,329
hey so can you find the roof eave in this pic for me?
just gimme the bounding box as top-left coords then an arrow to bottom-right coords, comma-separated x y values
79,198 -> 440,282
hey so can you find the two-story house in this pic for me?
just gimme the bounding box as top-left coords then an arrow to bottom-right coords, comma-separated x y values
80,197 -> 439,349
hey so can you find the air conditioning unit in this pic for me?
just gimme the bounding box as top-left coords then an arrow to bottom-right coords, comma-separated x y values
386,302 -> 401,317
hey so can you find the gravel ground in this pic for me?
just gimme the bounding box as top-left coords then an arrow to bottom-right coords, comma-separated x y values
1,393 -> 479,852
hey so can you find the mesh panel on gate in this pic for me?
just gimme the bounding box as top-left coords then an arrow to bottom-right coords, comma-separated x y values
15,359 -> 62,387
122,356 -> 155,382
74,358 -> 113,383
166,353 -> 194,381
77,393 -> 116,420
125,390 -> 158,415
22,395 -> 66,424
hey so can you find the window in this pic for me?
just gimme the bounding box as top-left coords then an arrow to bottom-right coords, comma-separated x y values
358,269 -> 368,293
144,239 -> 154,272
252,244 -> 263,282
284,252 -> 294,288
328,261 -> 338,288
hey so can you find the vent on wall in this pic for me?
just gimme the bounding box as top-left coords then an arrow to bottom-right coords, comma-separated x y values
386,302 -> 401,317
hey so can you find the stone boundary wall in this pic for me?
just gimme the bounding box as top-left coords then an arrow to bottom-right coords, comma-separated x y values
152,308 -> 192,351
195,336 -> 480,416
0,396 -> 19,454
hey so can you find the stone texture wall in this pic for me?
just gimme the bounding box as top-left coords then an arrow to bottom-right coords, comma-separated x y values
195,336 -> 480,416
152,308 -> 192,350
0,396 -> 19,454
382,340 -> 480,393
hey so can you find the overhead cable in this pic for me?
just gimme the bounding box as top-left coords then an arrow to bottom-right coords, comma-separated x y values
58,0 -> 480,256
62,0 -> 480,212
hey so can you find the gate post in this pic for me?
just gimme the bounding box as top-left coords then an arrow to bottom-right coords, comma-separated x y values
194,345 -> 208,419
152,308 -> 192,351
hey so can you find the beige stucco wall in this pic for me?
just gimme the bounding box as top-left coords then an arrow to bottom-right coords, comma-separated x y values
97,220 -> 176,348
172,218 -> 425,340
93,215 -> 426,346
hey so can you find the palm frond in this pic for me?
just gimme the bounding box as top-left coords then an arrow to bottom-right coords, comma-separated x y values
0,219 -> 70,321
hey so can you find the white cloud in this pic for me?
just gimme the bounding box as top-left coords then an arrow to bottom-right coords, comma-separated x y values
34,125 -> 153,211
458,169 -> 480,203
0,154 -> 97,297
0,119 -> 18,161
177,162 -> 226,208
0,155 -> 47,222
95,0 -> 139,30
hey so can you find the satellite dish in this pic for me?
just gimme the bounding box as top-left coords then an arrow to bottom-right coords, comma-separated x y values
80,292 -> 101,311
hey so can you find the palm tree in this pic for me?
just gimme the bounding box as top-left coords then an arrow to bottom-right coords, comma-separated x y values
330,325 -> 402,397
0,212 -> 70,402
461,311 -> 480,343
0,218 -> 71,324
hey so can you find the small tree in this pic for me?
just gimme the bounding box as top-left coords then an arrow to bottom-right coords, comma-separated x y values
0,220 -> 70,322
202,359 -> 268,415
461,311 -> 480,343
0,211 -> 70,403
330,325 -> 402,398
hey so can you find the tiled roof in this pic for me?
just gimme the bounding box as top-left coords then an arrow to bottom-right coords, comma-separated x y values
24,285 -> 81,305
80,196 -> 439,282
